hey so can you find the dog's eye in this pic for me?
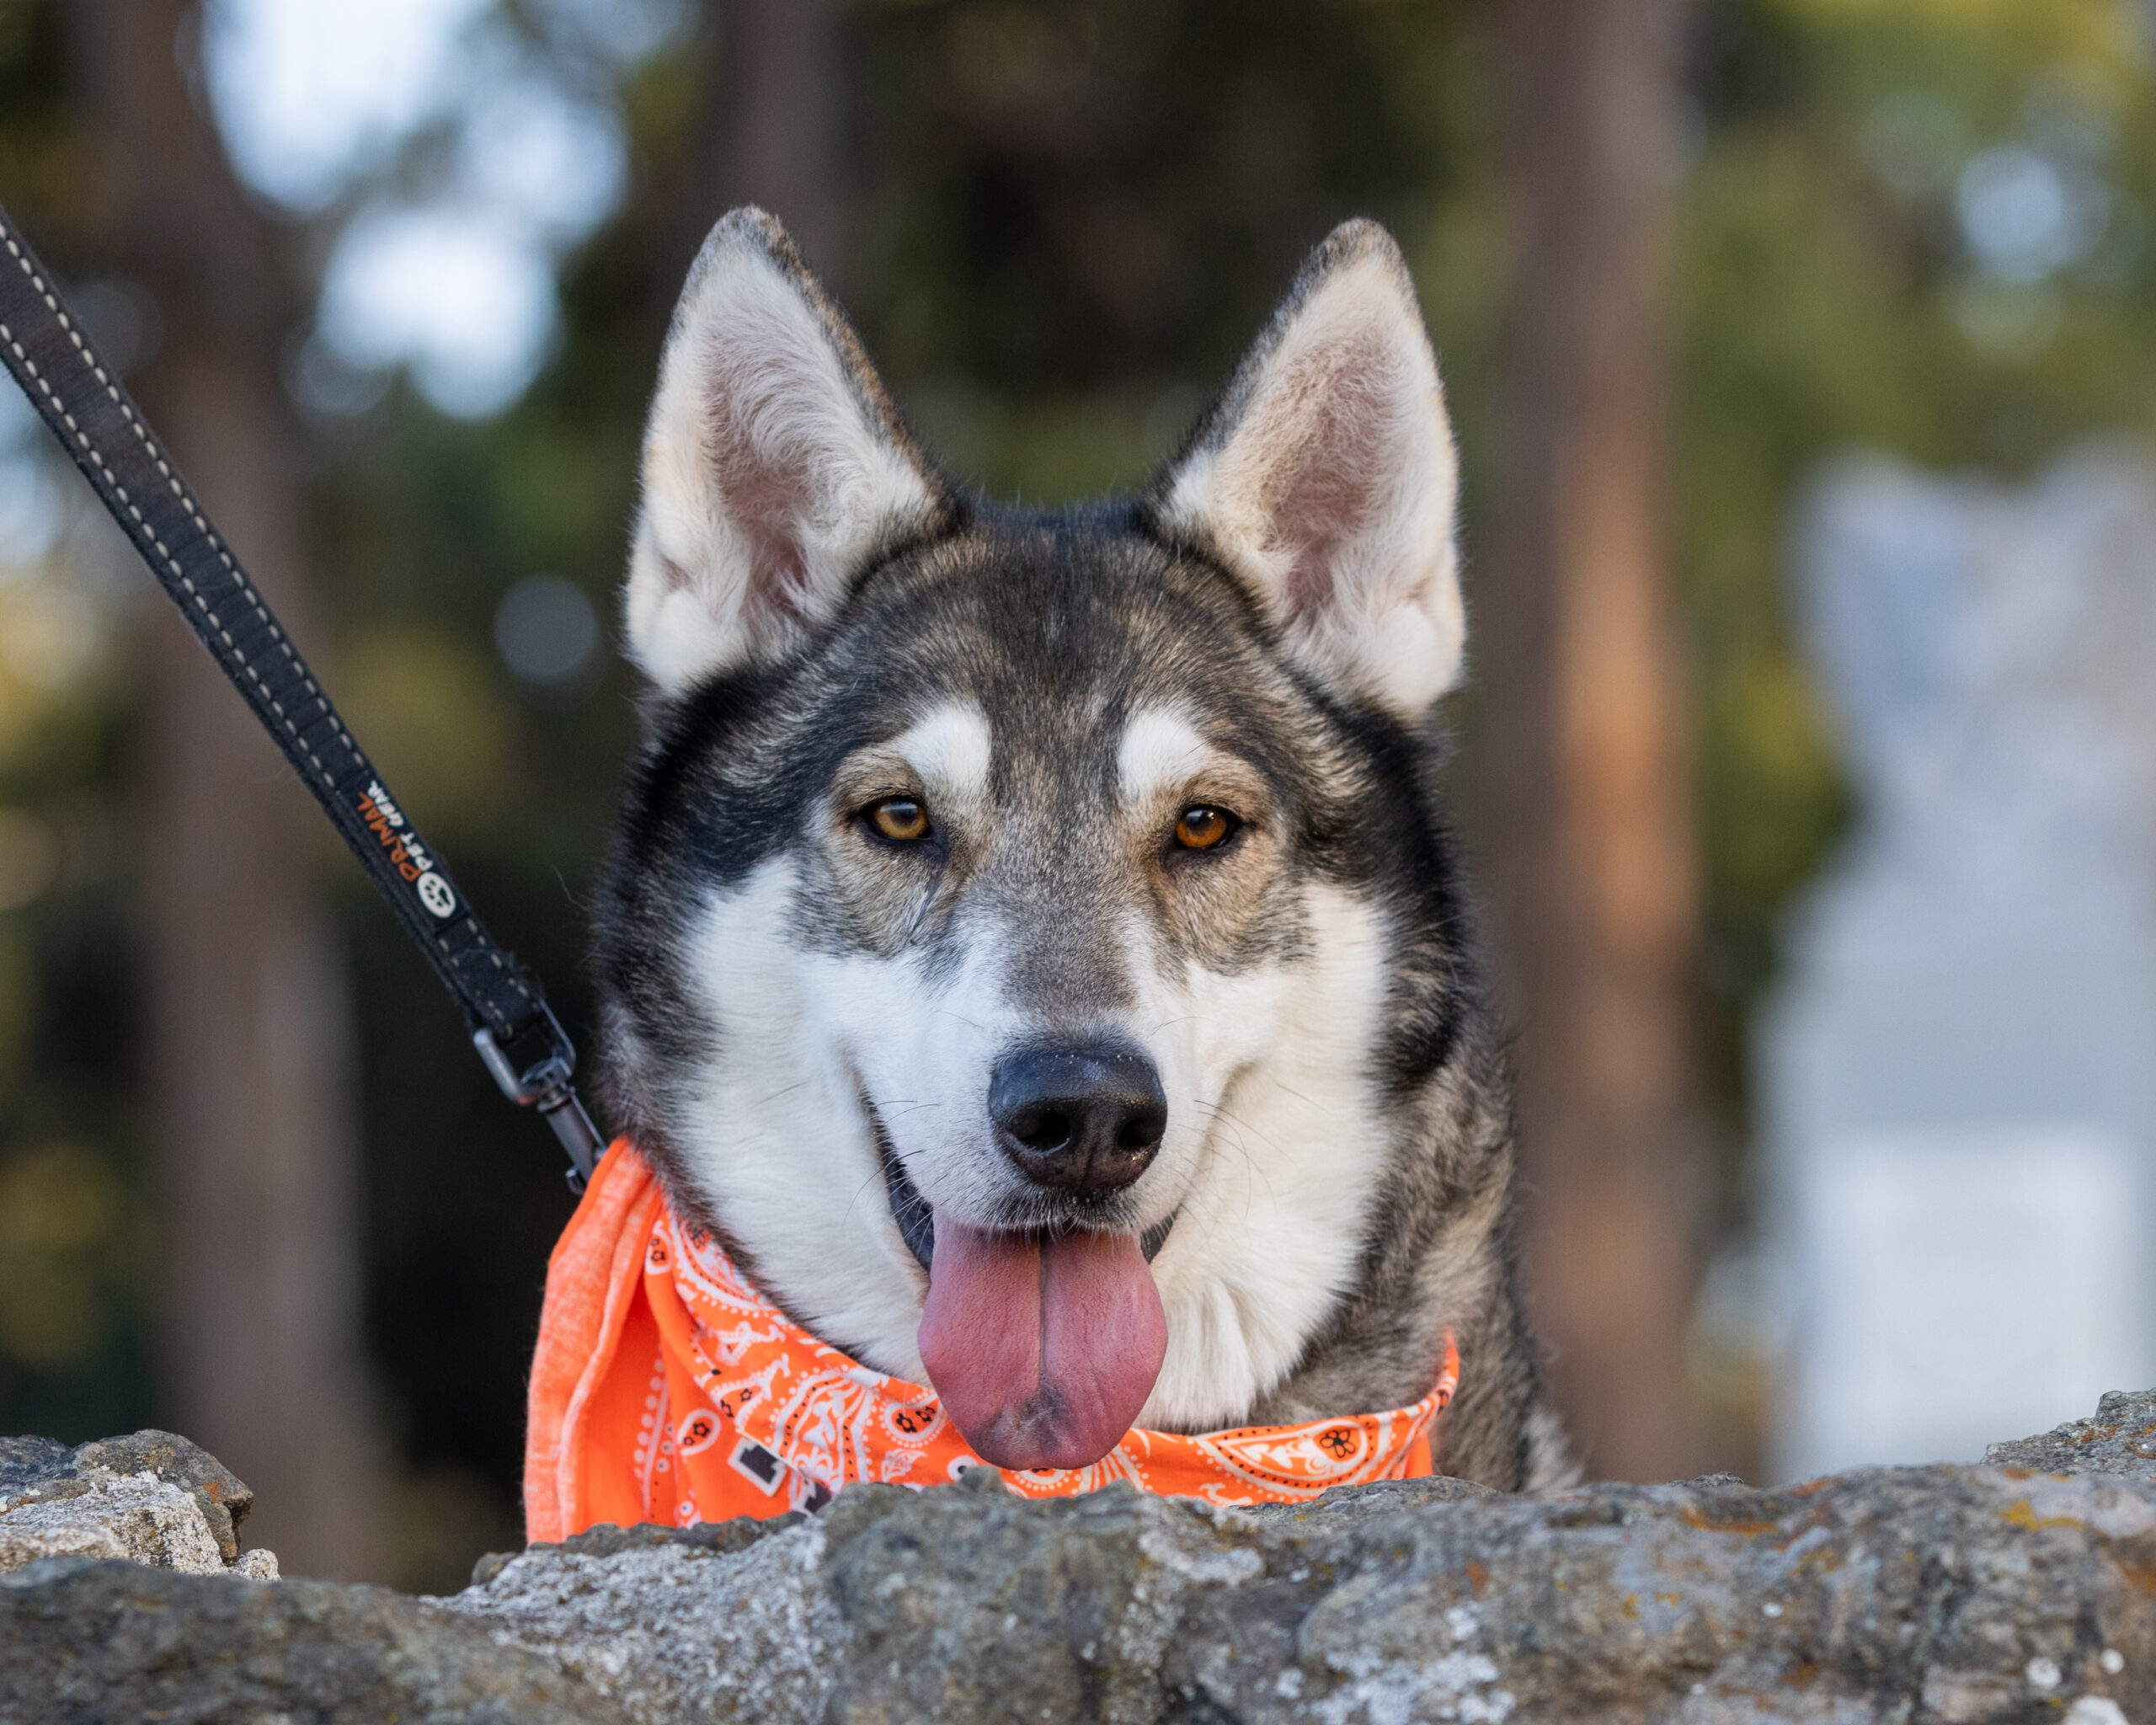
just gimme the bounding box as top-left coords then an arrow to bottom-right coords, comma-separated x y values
865,797 -> 931,843
1173,805 -> 1239,851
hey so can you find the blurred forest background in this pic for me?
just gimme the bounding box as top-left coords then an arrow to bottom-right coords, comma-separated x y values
0,0 -> 2150,1587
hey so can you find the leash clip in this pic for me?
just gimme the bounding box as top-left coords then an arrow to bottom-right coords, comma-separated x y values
473,1007 -> 605,1194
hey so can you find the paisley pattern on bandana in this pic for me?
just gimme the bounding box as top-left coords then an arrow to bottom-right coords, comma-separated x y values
525,1141 -> 1460,1541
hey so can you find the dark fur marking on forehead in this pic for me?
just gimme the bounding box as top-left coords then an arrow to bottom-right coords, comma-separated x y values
603,499 -> 1474,927
595,499 -> 1479,1226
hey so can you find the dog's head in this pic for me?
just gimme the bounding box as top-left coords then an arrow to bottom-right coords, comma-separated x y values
595,208 -> 1473,1469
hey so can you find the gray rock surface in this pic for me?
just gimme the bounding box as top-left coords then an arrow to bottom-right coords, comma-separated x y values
1984,1387 -> 2156,1481
0,1557 -> 634,1725
4,1396 -> 2154,1722
0,1428 -> 275,1578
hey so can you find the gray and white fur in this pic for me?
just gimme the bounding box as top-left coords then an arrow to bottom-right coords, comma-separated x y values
594,207 -> 1572,1493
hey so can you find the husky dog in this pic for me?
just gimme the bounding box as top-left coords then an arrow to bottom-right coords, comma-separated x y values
595,207 -> 1571,1493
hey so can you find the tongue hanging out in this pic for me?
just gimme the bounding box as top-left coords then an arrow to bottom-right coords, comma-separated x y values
917,1212 -> 1168,1471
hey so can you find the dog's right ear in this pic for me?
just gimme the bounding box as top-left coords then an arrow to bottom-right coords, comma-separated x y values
1146,220 -> 1464,718
624,208 -> 949,695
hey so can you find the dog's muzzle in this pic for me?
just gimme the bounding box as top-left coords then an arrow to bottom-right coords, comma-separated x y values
869,1097 -> 1175,1270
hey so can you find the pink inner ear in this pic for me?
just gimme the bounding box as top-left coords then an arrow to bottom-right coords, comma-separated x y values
705,347 -> 819,633
1263,334 -> 1402,625
729,463 -> 817,628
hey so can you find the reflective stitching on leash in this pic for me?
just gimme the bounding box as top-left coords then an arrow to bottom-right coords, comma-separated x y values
0,229 -> 537,1012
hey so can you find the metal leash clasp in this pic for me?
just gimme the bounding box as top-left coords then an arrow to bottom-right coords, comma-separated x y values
472,1005 -> 605,1194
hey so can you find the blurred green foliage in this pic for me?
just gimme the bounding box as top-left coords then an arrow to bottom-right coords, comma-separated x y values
0,0 -> 150,1445
0,0 -> 2152,1529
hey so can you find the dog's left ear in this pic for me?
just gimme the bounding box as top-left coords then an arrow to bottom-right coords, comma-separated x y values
1149,220 -> 1465,716
624,208 -> 951,696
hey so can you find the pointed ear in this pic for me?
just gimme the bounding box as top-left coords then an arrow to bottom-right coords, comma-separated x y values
624,208 -> 951,694
1149,221 -> 1465,715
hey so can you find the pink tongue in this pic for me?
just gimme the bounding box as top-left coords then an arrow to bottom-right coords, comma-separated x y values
917,1211 -> 1167,1471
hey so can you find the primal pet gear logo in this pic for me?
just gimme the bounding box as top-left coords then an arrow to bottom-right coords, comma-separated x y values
358,780 -> 456,918
556,206 -> 1575,1520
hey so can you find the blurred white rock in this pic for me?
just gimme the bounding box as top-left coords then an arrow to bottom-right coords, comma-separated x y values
0,1471 -> 235,1576
1763,441 -> 2156,1480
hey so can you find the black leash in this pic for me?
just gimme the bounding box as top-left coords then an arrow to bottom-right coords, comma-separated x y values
0,206 -> 603,1192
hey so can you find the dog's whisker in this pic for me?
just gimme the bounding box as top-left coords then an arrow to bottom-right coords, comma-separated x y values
1188,1100 -> 1284,1215
843,1168 -> 886,1229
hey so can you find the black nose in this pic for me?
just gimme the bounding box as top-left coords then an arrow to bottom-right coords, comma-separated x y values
989,1044 -> 1167,1195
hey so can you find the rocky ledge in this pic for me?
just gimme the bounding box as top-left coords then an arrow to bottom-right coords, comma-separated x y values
0,1429 -> 275,1579
3,1392 -> 2152,1724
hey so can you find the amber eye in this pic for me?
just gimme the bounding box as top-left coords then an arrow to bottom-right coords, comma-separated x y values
1173,805 -> 1238,851
866,797 -> 931,843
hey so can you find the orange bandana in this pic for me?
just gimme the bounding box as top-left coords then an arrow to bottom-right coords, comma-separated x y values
524,1141 -> 1459,1541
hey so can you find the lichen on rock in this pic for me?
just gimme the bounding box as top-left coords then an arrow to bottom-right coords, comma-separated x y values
3,1395 -> 2153,1722
0,1428 -> 275,1578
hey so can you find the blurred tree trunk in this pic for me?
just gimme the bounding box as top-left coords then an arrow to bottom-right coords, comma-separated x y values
1477,0 -> 1708,1482
690,0 -> 851,283
69,0 -> 389,1577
